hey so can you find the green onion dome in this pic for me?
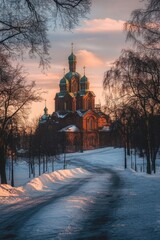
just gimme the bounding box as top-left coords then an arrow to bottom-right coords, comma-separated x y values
59,77 -> 69,86
80,75 -> 88,83
68,53 -> 76,61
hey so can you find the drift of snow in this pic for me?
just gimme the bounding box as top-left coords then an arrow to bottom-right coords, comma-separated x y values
0,168 -> 89,204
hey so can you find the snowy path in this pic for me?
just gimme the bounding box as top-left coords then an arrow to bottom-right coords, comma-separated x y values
0,178 -> 91,239
1,147 -> 160,240
0,161 -> 122,240
18,169 -> 121,240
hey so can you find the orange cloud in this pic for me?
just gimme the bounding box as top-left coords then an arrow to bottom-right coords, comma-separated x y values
77,50 -> 104,67
76,18 -> 125,33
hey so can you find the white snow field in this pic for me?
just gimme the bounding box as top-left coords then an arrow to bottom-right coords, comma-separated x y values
0,147 -> 160,240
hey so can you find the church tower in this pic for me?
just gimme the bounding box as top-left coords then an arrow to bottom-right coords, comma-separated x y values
68,43 -> 77,72
55,45 -> 95,112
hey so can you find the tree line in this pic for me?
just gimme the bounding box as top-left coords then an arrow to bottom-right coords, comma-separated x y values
103,0 -> 160,174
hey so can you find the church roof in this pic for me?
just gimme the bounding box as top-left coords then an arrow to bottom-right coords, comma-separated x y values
55,111 -> 69,119
39,113 -> 50,124
59,77 -> 69,86
56,92 -> 66,98
65,71 -> 80,80
59,124 -> 80,132
78,90 -> 96,97
99,126 -> 110,132
39,102 -> 50,124
80,75 -> 88,83
56,92 -> 75,98
68,53 -> 76,61
76,109 -> 97,117
88,91 -> 96,97
76,110 -> 87,117
69,92 -> 75,98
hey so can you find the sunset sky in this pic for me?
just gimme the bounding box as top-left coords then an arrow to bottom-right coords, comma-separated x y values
24,0 -> 146,121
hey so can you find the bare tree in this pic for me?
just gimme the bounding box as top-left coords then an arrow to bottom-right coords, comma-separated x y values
0,0 -> 91,67
0,54 -> 42,183
103,50 -> 160,174
125,0 -> 160,52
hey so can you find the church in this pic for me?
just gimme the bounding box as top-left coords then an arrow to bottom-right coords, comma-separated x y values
40,46 -> 111,152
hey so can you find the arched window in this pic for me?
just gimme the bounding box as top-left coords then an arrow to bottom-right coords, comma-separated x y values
87,117 -> 94,130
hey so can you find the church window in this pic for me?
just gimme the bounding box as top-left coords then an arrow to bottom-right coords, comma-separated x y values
87,117 -> 94,130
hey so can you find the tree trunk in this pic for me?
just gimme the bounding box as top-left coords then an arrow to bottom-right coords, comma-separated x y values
152,159 -> 156,174
126,127 -> 130,156
152,148 -> 159,174
146,153 -> 152,174
124,143 -> 127,169
0,146 -> 7,184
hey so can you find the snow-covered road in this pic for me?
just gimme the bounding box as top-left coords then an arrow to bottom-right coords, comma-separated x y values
1,147 -> 160,240
0,162 -> 121,239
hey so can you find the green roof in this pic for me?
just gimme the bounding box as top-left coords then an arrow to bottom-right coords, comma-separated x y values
56,92 -> 66,98
59,77 -> 69,86
56,92 -> 75,98
68,53 -> 76,61
65,71 -> 80,80
80,75 -> 88,83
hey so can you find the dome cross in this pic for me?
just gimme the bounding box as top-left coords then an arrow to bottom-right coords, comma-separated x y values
83,66 -> 86,76
71,42 -> 74,53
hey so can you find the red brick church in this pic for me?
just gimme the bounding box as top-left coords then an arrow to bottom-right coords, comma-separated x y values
40,46 -> 111,151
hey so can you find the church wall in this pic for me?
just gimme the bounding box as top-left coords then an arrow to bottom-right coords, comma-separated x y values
82,132 -> 99,150
98,117 -> 107,128
65,132 -> 81,152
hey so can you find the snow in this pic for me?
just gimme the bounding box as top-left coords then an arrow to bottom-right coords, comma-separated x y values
56,112 -> 68,118
100,126 -> 110,131
1,147 -> 160,201
1,147 -> 160,239
76,110 -> 84,117
0,168 -> 89,202
59,124 -> 80,132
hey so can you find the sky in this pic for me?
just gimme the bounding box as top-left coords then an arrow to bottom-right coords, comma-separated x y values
24,0 -> 146,122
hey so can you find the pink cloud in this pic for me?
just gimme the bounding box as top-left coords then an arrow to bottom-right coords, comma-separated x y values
77,50 -> 104,67
76,18 -> 125,33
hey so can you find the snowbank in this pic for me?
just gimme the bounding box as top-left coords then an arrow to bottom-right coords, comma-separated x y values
0,168 -> 89,203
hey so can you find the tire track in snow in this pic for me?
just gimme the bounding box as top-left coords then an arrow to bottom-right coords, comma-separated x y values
0,177 -> 91,240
